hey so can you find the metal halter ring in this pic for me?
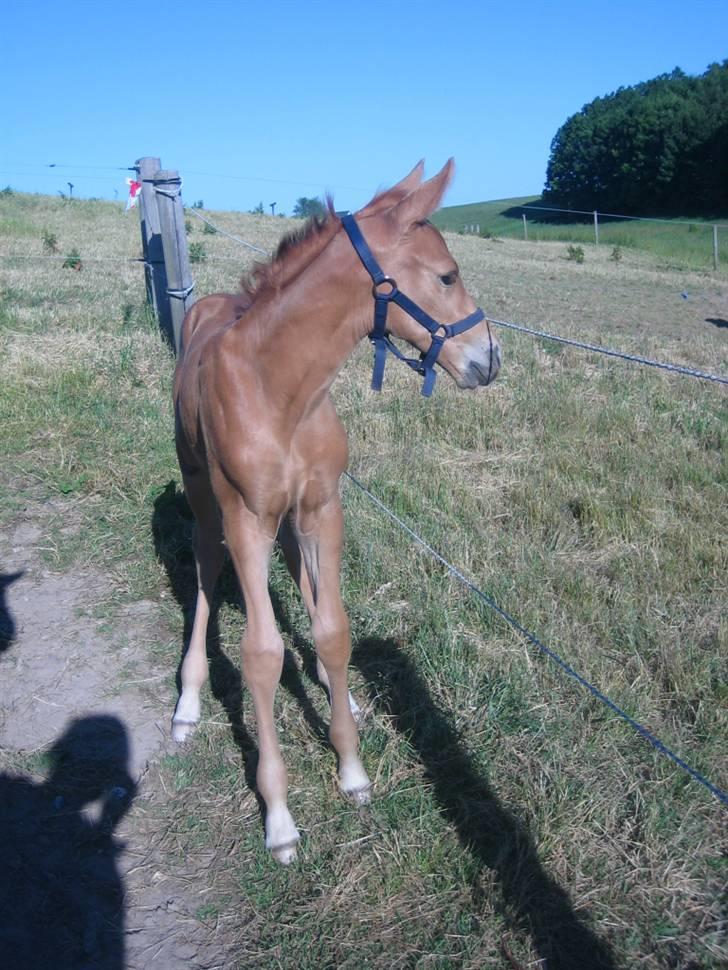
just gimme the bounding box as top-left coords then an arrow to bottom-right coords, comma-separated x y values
373,277 -> 397,299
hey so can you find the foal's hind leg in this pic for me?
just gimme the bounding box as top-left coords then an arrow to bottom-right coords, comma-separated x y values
278,517 -> 362,722
172,472 -> 225,742
293,499 -> 371,803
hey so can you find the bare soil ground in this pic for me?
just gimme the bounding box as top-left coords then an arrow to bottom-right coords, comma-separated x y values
0,497 -> 234,969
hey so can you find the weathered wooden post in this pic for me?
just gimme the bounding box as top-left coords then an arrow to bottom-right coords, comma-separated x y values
713,225 -> 719,271
522,213 -> 528,241
153,170 -> 196,354
135,156 -> 173,345
594,210 -> 600,246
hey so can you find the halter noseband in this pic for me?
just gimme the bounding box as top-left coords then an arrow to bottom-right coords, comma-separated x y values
341,214 -> 486,397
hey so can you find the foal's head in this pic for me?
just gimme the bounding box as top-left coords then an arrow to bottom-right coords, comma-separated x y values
357,160 -> 501,390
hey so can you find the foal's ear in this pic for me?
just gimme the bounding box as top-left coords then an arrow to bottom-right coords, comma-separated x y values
394,159 -> 425,196
358,160 -> 425,217
391,159 -> 455,230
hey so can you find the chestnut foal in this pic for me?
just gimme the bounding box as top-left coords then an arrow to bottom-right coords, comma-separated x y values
172,160 -> 501,863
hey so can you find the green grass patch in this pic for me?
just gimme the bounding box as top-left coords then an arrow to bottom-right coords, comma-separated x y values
1,190 -> 726,969
433,195 -> 728,272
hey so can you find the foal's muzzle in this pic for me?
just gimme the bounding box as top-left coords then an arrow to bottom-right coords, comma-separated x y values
461,340 -> 501,388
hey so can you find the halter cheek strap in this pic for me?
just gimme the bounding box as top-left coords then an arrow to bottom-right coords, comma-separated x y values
341,214 -> 485,397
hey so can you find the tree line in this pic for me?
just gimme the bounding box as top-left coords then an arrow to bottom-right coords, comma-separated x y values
542,61 -> 728,216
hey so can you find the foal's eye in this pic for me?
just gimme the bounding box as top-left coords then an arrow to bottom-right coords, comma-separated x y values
439,272 -> 457,287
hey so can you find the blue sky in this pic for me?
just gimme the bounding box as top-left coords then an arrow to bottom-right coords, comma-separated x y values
2,0 -> 726,214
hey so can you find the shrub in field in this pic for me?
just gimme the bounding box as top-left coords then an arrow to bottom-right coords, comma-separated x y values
42,230 -> 59,254
566,244 -> 585,263
203,222 -> 217,235
185,219 -> 192,235
62,249 -> 82,270
188,242 -> 206,263
610,245 -> 623,262
292,196 -> 326,218
1,186 -> 13,196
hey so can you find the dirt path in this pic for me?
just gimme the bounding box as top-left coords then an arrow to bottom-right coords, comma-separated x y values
0,500 -> 234,969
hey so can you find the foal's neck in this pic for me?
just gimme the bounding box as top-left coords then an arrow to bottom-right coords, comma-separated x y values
243,233 -> 370,427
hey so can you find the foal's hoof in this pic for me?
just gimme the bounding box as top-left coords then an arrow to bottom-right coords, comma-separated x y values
171,718 -> 198,744
270,841 -> 299,865
344,784 -> 372,806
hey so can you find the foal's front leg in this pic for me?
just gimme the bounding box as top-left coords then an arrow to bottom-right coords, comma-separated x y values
225,510 -> 300,864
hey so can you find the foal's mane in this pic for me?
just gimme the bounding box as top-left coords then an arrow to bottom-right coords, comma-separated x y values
241,198 -> 341,302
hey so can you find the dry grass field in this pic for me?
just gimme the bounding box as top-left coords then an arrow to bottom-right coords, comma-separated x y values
1,189 -> 726,969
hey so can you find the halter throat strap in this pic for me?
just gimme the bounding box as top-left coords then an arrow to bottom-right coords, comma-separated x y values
341,214 -> 484,397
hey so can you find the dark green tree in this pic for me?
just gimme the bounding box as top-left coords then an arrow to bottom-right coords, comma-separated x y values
543,61 -> 728,215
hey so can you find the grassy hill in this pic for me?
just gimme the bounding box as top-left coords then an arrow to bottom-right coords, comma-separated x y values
433,195 -> 728,272
1,189 -> 726,969
431,195 -> 539,235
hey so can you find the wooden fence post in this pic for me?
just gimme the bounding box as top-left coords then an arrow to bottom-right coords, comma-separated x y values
153,170 -> 196,354
594,210 -> 599,246
135,156 -> 173,345
522,213 -> 528,241
713,225 -> 719,271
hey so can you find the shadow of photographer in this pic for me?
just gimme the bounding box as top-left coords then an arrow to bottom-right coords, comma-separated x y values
0,570 -> 23,654
0,714 -> 135,970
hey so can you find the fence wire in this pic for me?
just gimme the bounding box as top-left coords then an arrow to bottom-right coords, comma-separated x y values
489,317 -> 728,385
185,207 -> 269,256
514,203 -> 728,230
344,472 -> 728,808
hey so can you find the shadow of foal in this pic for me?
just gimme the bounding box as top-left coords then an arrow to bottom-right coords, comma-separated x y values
153,481 -> 615,968
352,637 -> 617,970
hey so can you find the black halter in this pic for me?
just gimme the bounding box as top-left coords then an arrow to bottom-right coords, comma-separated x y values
342,214 -> 485,397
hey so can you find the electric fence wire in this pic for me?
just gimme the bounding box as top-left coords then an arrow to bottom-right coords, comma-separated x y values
1,252 -> 247,265
3,160 -> 727,227
185,207 -> 270,256
514,203 -> 728,229
344,471 -> 728,808
488,317 -> 728,385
